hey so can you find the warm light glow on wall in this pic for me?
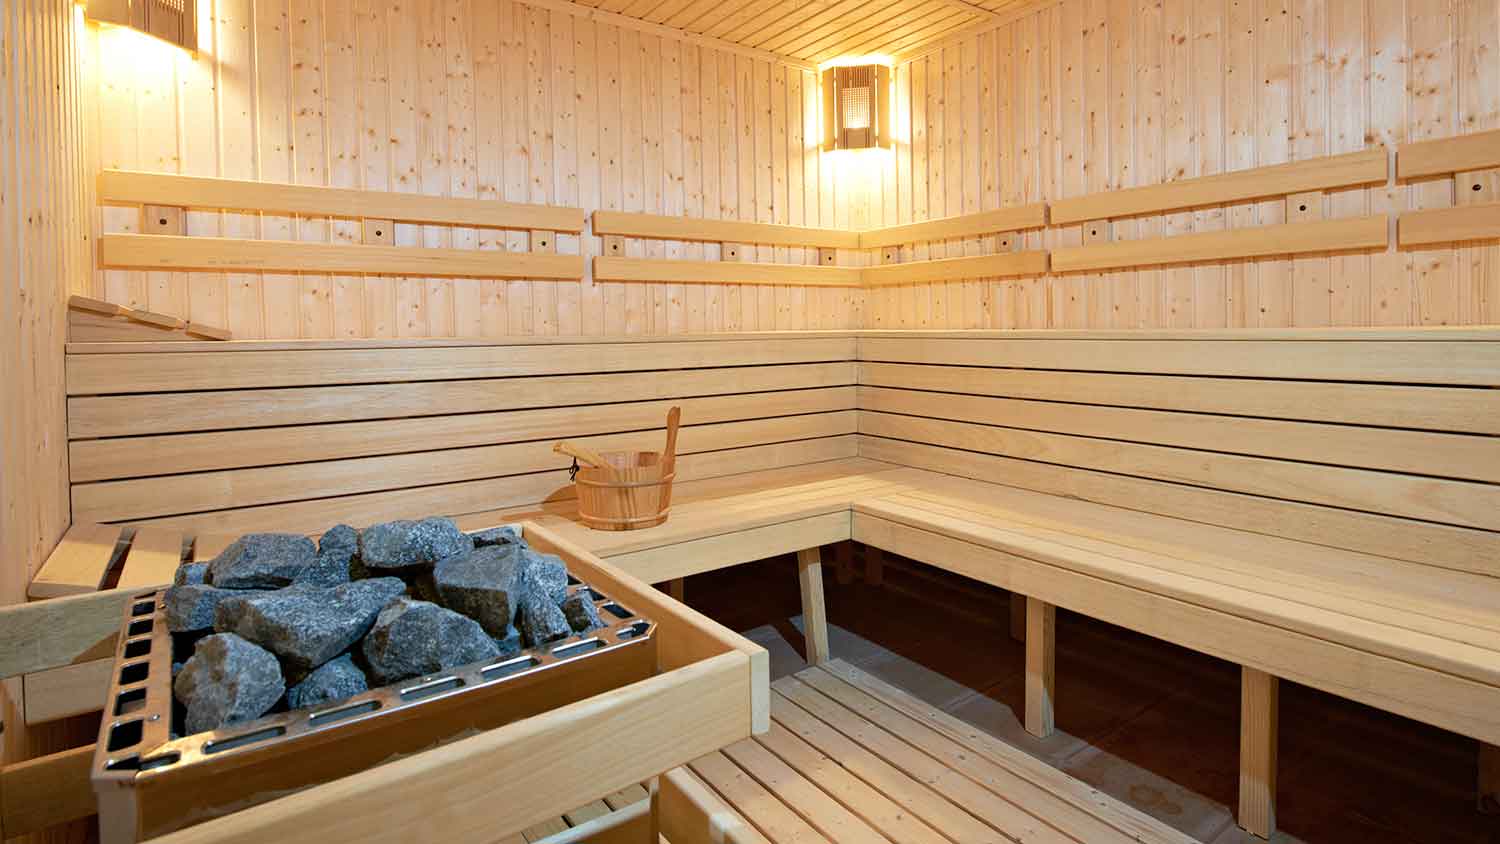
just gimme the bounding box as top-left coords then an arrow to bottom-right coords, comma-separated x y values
818,54 -> 894,71
821,59 -> 894,153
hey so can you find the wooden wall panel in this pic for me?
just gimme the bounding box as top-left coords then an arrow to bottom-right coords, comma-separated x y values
81,0 -> 849,338
865,0 -> 1500,329
1,0 -> 94,807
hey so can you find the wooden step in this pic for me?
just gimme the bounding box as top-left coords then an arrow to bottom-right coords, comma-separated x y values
667,659 -> 1196,844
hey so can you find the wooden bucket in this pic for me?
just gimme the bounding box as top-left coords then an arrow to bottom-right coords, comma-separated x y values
572,451 -> 676,531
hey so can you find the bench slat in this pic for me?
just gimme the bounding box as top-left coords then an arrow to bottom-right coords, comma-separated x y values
866,494 -> 1500,686
859,362 -> 1500,434
26,524 -> 127,599
852,510 -> 1500,745
68,362 -> 856,437
859,337 -> 1500,385
66,338 -> 858,394
122,437 -> 858,536
861,437 -> 1499,578
861,412 -> 1500,531
70,388 -> 855,482
860,385 -> 1499,483
72,414 -> 857,523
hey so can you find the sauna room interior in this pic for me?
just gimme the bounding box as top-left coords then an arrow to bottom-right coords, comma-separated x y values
2,0 -> 1499,842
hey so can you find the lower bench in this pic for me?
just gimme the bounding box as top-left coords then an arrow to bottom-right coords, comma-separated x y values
659,660 -> 1196,844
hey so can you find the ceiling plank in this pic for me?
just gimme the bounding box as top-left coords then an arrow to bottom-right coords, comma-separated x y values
515,0 -> 818,69
891,0 -> 1059,63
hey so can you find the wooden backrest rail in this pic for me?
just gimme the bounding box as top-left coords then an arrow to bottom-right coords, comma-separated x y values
1049,148 -> 1387,225
592,210 -> 858,249
99,170 -> 585,232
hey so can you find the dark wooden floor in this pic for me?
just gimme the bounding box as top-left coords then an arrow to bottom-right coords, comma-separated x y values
682,545 -> 1500,844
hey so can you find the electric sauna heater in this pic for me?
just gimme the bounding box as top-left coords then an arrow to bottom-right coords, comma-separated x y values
90,522 -> 657,843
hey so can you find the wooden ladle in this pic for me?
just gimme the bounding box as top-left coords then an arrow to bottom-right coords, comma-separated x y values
553,441 -> 618,480
661,406 -> 681,476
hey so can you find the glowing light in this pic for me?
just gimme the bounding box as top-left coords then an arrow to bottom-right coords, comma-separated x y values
818,55 -> 894,71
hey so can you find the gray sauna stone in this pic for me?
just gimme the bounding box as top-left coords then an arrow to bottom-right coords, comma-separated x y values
172,562 -> 208,587
208,533 -> 317,589
360,518 -> 474,571
492,626 -> 523,658
471,525 -> 523,548
362,598 -> 500,685
560,592 -> 604,634
295,524 -> 358,587
214,577 -> 406,681
432,545 -> 525,637
520,550 -> 570,605
286,653 -> 368,711
173,633 -> 285,734
517,594 -> 571,648
164,584 -> 265,634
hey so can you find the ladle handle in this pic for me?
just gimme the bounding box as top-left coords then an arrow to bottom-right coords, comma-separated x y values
662,406 -> 681,475
554,441 -> 615,474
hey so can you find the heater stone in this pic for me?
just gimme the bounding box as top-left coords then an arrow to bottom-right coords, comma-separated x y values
173,633 -> 286,734
214,577 -> 407,682
432,545 -> 524,637
209,533 -> 317,589
521,551 -> 570,604
471,526 -> 522,547
518,594 -> 571,648
362,597 -> 500,685
296,524 -> 358,587
164,584 -> 266,634
286,654 -> 369,710
493,626 -> 523,657
560,593 -> 604,633
173,562 -> 209,587
360,518 -> 474,571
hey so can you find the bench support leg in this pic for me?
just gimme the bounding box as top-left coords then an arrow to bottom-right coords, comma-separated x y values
1481,742 -> 1499,814
1009,592 -> 1026,643
1024,596 -> 1055,738
796,548 -> 830,666
1238,666 -> 1279,839
667,578 -> 684,602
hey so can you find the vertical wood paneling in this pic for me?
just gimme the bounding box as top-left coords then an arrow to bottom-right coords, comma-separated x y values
2,0 -> 91,780
884,0 -> 1499,329
84,0 -> 836,337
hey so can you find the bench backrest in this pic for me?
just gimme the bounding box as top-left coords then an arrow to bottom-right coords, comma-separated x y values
857,330 -> 1500,578
64,335 -> 857,535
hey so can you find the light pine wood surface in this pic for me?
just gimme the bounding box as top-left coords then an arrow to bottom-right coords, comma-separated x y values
860,0 -> 1500,330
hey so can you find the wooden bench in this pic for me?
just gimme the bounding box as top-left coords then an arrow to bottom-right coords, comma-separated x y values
512,328 -> 1500,839
658,660 -> 1196,844
58,328 -> 1500,839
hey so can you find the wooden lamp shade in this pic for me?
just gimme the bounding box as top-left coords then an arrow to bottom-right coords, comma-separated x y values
821,64 -> 892,152
85,0 -> 197,51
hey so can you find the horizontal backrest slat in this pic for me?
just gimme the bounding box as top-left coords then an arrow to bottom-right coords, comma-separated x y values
856,332 -> 1500,574
64,337 -> 861,531
859,362 -> 1500,433
857,386 -> 1498,483
69,362 -> 857,437
67,337 -> 859,394
72,412 -> 859,523
859,336 -> 1500,385
72,388 -> 856,481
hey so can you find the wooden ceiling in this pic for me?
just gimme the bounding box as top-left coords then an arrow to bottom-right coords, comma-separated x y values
563,0 -> 1050,67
